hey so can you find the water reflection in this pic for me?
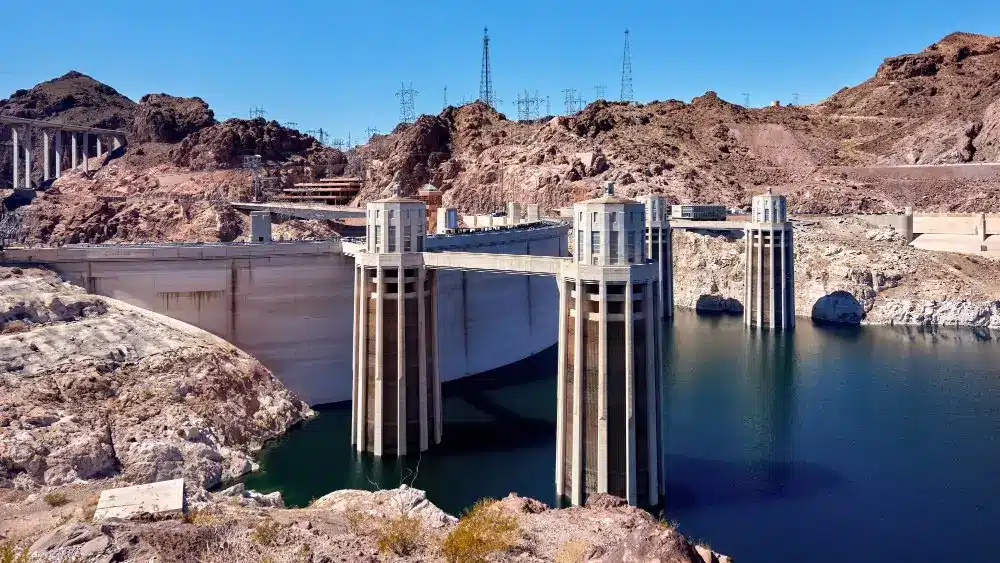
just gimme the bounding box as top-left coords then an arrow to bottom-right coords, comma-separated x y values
743,329 -> 794,493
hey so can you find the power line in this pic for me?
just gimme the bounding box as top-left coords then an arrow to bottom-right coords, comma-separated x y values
249,106 -> 267,119
396,82 -> 418,124
284,121 -> 298,130
620,29 -> 634,102
330,138 -> 344,151
478,26 -> 495,109
365,127 -> 379,142
516,89 -> 542,121
595,85 -> 606,101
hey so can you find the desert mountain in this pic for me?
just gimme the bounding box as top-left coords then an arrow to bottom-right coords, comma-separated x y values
3,32 -> 1000,245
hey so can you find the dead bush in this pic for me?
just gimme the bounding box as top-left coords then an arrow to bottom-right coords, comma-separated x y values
440,498 -> 520,563
82,494 -> 100,521
344,504 -> 371,535
43,492 -> 69,507
250,519 -> 283,547
555,539 -> 591,563
0,541 -> 29,563
1,320 -> 29,334
374,514 -> 424,556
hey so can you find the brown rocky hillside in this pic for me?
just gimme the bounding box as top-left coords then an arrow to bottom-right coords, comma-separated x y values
5,32 -> 1000,244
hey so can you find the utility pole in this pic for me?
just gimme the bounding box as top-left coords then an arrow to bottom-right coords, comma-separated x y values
284,121 -> 298,130
347,133 -> 352,149
443,86 -> 448,108
546,96 -> 551,116
479,26 -> 495,109
792,93 -> 800,106
331,138 -> 345,151
742,93 -> 751,107
595,85 -> 606,101
365,127 -> 379,142
307,128 -> 329,145
249,106 -> 267,119
396,82 -> 418,124
620,29 -> 634,102
562,89 -> 584,114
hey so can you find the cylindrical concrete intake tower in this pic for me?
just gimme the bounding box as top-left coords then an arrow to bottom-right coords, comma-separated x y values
557,183 -> 664,508
352,197 -> 441,456
744,192 -> 795,329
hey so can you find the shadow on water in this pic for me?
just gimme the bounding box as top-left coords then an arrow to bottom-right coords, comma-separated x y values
694,295 -> 744,316
810,290 -> 865,325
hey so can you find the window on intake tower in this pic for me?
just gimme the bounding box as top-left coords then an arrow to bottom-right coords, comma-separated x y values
627,231 -> 635,263
388,226 -> 396,252
609,231 -> 619,264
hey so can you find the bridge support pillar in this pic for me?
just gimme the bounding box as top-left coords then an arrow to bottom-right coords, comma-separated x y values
23,126 -> 31,189
43,130 -> 50,182
71,133 -> 78,170
96,136 -> 103,159
744,192 -> 795,329
556,183 -> 663,508
55,132 -> 62,179
352,195 -> 439,457
11,127 -> 18,189
83,133 -> 90,173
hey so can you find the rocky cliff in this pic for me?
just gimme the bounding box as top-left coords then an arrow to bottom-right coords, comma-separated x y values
673,217 -> 1000,327
1,485 -> 730,563
0,266 -> 313,491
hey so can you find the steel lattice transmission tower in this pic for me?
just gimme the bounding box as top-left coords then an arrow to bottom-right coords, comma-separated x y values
396,82 -> 418,124
620,29 -> 634,102
479,27 -> 495,109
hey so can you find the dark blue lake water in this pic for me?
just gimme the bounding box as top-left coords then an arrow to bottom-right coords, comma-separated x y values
244,310 -> 1000,563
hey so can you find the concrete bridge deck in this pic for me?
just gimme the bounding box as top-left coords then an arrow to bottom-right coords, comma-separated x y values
421,251 -> 568,276
0,115 -> 127,136
231,201 -> 366,220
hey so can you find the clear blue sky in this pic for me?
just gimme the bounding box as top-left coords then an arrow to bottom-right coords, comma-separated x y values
4,0 -> 998,145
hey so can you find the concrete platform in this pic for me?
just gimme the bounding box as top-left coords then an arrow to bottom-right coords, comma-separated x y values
93,478 -> 184,520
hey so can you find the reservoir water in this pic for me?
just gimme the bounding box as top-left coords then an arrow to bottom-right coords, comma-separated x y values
244,310 -> 1000,563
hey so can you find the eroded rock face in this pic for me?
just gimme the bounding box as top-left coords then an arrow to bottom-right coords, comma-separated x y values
0,266 -> 313,491
672,217 -> 1000,327
129,94 -> 216,144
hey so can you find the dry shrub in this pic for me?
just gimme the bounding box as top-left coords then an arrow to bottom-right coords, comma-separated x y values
43,492 -> 69,507
250,519 -> 283,547
555,539 -> 591,563
1,320 -> 29,334
0,541 -> 29,563
344,505 -> 370,535
440,498 -> 520,563
183,507 -> 222,526
374,514 -> 424,556
82,494 -> 100,521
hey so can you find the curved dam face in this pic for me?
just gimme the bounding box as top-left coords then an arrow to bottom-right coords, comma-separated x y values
3,223 -> 567,405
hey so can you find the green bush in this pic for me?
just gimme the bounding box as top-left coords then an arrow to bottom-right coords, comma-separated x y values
43,492 -> 69,507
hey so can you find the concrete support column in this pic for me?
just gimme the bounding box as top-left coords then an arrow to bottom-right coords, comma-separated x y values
555,278 -> 568,499
83,133 -> 90,172
431,271 -> 442,445
756,228 -> 763,327
373,266 -> 384,456
113,136 -> 122,150
11,127 -> 19,189
396,268 -> 406,457
351,264 -> 362,446
55,131 -> 63,179
571,278 -> 584,505
417,267 -> 429,451
71,133 -> 78,170
624,280 -> 637,505
596,282 -> 609,493
902,206 -> 914,244
96,136 -> 103,158
43,130 -> 50,181
23,126 -> 31,189
644,281 -> 660,503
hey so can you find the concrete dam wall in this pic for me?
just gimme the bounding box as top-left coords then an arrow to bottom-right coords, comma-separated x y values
3,223 -> 568,405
